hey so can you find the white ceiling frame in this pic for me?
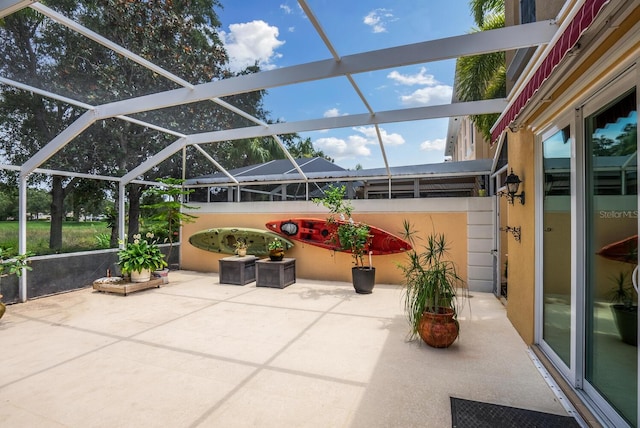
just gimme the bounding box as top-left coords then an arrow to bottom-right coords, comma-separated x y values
0,77 -> 188,139
299,0 -> 386,175
94,20 -> 557,120
120,137 -> 189,184
0,0 -> 32,18
31,2 -> 307,180
0,76 -> 93,110
30,3 -> 194,89
187,99 -> 507,145
20,110 -> 97,177
192,144 -> 239,184
5,7 -> 553,189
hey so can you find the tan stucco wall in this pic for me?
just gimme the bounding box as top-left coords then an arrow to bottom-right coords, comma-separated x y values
505,129 -> 536,345
180,199 -> 470,286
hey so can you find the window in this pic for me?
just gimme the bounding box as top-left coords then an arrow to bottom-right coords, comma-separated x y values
520,0 -> 536,24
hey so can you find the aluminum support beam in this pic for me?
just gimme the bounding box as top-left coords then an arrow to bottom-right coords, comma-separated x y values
188,99 -> 507,145
18,176 -> 27,302
20,110 -> 97,176
120,137 -> 189,185
94,21 -> 556,119
0,0 -> 32,18
118,183 -> 126,247
30,3 -> 194,90
192,144 -> 238,184
0,77 -> 187,138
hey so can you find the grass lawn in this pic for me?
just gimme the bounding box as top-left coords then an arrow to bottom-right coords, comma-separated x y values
0,221 -> 112,255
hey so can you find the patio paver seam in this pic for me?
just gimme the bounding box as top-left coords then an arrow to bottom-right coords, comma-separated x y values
187,291 -> 356,428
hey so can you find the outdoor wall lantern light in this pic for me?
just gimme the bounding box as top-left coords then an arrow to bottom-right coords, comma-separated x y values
503,169 -> 525,205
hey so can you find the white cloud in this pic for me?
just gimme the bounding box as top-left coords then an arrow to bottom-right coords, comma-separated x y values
315,136 -> 372,159
314,126 -> 404,161
353,126 -> 405,146
280,4 -> 292,14
420,138 -> 446,152
323,108 -> 343,118
400,85 -> 452,106
387,67 -> 437,86
363,8 -> 394,33
220,20 -> 285,72
387,67 -> 453,107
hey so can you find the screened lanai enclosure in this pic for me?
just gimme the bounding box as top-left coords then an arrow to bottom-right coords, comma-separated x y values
0,0 -> 559,301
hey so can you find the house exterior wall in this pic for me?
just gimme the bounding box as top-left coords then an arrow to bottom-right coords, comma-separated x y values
504,128 -> 536,345
447,116 -> 494,162
180,198 -> 493,289
505,1 -> 640,345
501,2 -> 639,424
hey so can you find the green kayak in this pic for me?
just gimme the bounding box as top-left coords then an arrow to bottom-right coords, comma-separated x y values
188,227 -> 294,256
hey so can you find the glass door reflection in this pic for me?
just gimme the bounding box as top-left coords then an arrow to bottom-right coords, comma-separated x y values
542,126 -> 572,367
585,89 -> 637,426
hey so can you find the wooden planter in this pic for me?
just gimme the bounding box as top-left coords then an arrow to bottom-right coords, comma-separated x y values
219,255 -> 257,285
418,307 -> 459,348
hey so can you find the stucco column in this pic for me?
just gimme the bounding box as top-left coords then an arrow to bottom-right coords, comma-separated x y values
505,128 -> 536,345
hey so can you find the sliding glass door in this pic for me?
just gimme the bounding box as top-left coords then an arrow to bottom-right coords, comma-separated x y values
585,88 -> 637,427
542,126 -> 572,367
539,73 -> 638,427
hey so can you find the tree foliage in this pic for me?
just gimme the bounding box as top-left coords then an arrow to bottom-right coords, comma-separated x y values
456,1 -> 505,142
1,1 -> 273,249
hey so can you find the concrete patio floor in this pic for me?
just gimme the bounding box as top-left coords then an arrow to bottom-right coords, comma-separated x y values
0,271 -> 579,427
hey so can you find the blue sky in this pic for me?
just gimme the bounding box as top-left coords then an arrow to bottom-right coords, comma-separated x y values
216,1 -> 476,170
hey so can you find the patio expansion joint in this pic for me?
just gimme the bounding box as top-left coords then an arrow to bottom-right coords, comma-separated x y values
0,298 -> 227,391
186,294 -> 362,428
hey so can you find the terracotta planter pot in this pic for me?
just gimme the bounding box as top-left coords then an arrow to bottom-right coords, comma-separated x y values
418,307 -> 459,348
130,268 -> 151,283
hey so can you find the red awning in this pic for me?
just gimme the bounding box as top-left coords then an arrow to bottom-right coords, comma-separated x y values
491,0 -> 610,142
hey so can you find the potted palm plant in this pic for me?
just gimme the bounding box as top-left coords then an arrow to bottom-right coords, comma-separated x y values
118,233 -> 167,282
0,249 -> 33,319
314,184 -> 375,294
398,220 -> 467,348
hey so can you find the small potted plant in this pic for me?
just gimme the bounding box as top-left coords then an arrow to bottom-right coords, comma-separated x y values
314,184 -> 375,294
118,233 -> 167,282
0,248 -> 33,319
398,220 -> 467,348
268,238 -> 285,261
234,238 -> 248,257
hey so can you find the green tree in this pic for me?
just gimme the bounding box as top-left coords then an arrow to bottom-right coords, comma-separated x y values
283,136 -> 333,161
142,177 -> 198,264
456,0 -> 505,141
0,1 -> 268,247
27,188 -> 51,220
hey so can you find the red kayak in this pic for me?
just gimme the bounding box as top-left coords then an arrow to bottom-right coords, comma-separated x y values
265,218 -> 411,255
597,235 -> 637,264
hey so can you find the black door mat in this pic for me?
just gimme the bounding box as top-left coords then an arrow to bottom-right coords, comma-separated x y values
450,397 -> 580,428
